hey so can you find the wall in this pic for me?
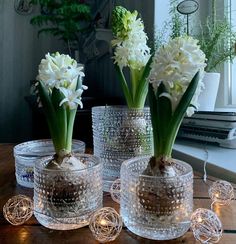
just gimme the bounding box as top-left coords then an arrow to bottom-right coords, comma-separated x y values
0,1 -> 64,142
0,0 -> 155,142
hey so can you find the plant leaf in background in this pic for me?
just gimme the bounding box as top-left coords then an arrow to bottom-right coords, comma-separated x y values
30,0 -> 91,53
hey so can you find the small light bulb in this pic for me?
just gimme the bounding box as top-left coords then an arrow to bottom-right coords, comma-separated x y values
100,219 -> 107,226
3,195 -> 33,225
89,207 -> 123,243
191,208 -> 222,243
209,180 -> 234,206
22,207 -> 27,211
197,217 -> 202,223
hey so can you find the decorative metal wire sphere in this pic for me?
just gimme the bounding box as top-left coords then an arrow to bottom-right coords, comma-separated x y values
191,208 -> 222,243
209,180 -> 234,206
110,178 -> 121,204
3,195 -> 33,225
89,207 -> 123,243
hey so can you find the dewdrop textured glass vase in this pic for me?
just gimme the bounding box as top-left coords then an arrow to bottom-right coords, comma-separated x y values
120,156 -> 193,240
92,106 -> 153,191
14,139 -> 85,188
34,154 -> 103,230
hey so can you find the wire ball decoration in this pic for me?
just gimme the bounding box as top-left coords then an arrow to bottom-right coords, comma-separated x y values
191,208 -> 223,243
89,207 -> 123,243
209,180 -> 234,206
110,178 -> 121,204
3,195 -> 33,225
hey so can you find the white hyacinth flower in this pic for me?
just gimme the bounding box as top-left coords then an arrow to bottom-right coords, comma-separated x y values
111,8 -> 150,70
37,52 -> 85,90
59,87 -> 85,110
149,36 -> 206,116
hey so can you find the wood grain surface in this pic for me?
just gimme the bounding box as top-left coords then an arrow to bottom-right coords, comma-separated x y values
0,144 -> 236,243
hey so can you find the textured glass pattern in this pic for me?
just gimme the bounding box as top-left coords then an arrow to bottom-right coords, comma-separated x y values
92,106 -> 153,191
14,139 -> 85,188
120,156 -> 193,240
34,154 -> 103,230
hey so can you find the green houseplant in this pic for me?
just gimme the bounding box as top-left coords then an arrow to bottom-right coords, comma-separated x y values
36,52 -> 87,166
33,52 -> 103,230
197,0 -> 236,72
158,0 -> 235,110
147,36 -> 206,175
30,0 -> 91,54
111,6 -> 153,109
195,0 -> 236,110
92,6 -> 153,191
157,0 -> 236,71
120,36 -> 207,240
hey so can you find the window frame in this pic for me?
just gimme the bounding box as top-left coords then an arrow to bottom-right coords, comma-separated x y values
229,0 -> 236,106
216,0 -> 236,108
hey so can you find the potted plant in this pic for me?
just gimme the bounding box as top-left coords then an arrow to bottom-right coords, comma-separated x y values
30,0 -> 91,56
92,6 -> 153,191
33,52 -> 103,230
196,0 -> 236,110
120,36 -> 207,240
157,0 -> 236,111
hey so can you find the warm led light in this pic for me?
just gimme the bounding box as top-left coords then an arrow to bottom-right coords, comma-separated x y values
100,219 -> 107,226
3,195 -> 33,225
197,217 -> 202,223
22,207 -> 27,211
209,180 -> 234,206
89,207 -> 123,243
191,208 -> 222,243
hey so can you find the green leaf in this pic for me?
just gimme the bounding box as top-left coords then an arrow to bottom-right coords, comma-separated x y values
115,64 -> 133,108
134,54 -> 154,108
166,71 -> 200,152
37,82 -> 62,153
66,108 -> 77,152
30,1 -> 91,43
150,82 -> 172,157
148,84 -> 160,156
37,27 -> 63,37
156,83 -> 172,143
51,88 -> 67,148
149,72 -> 200,158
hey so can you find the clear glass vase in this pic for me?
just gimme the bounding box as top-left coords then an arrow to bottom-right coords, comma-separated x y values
14,139 -> 85,188
92,106 -> 153,191
34,154 -> 103,230
120,156 -> 193,240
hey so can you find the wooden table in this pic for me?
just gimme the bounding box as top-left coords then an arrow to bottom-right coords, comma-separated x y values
0,144 -> 236,243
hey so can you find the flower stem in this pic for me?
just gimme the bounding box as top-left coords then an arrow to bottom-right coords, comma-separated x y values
65,108 -> 77,152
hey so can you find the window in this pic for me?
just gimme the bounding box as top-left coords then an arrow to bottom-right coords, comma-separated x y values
229,0 -> 236,105
154,0 -> 236,109
216,0 -> 236,108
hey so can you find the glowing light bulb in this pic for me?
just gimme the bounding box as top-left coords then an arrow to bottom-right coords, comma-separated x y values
3,195 -> 33,225
89,207 -> 123,243
100,219 -> 107,226
197,217 -> 202,223
191,208 -> 222,243
209,180 -> 234,206
22,207 -> 27,211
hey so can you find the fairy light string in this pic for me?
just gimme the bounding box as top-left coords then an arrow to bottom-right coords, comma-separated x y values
191,144 -> 236,243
